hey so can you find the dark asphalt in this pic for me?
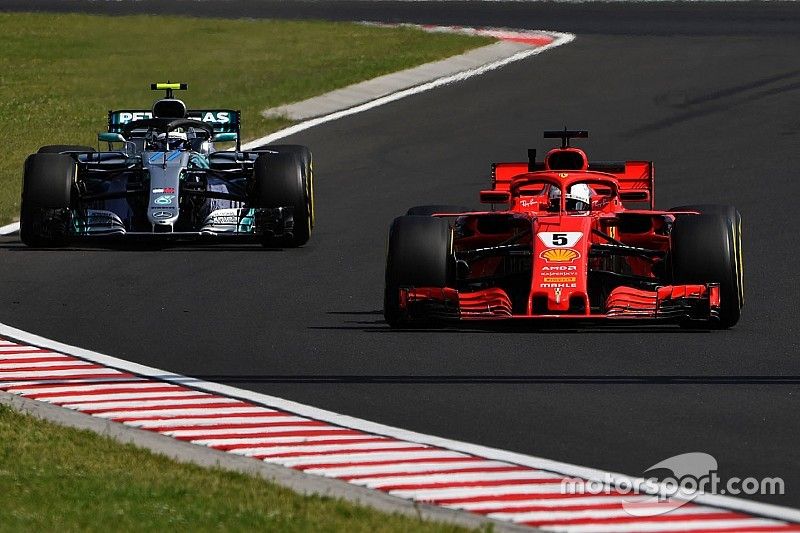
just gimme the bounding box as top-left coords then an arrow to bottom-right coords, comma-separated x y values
2,1 -> 800,508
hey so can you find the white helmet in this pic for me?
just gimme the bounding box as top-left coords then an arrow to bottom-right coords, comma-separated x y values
153,131 -> 188,150
549,183 -> 592,212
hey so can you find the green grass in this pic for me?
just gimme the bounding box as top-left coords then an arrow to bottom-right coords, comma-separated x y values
0,13 -> 492,224
0,405 -> 477,532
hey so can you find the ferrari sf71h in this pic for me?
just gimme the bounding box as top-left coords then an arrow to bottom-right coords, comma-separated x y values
385,130 -> 743,328
20,83 -> 314,247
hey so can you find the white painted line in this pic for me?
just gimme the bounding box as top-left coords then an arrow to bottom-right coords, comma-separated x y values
241,31 -> 574,149
543,518 -> 784,533
0,368 -> 124,379
263,42 -> 530,121
93,406 -> 264,419
488,505 -> 711,524
0,353 -> 72,361
0,221 -> 19,236
62,396 -> 234,410
1,322 -> 797,523
261,25 -> 563,122
352,470 -> 561,488
0,377 -> 143,388
8,381 -> 168,396
232,441 -> 425,458
448,496 -> 650,511
265,450 -> 469,468
389,483 -> 569,500
0,345 -> 48,352
193,435 -> 383,447
36,390 -> 209,403
306,460 -> 516,478
165,423 -> 328,438
132,418 -> 307,430
0,360 -> 94,370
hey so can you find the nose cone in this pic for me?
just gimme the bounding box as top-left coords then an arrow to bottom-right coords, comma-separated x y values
145,151 -> 189,229
530,216 -> 591,314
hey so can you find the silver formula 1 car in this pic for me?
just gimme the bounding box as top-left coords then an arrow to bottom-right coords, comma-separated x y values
20,83 -> 314,247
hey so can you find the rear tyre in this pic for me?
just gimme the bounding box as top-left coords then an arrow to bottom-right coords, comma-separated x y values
252,152 -> 311,247
266,145 -> 314,230
670,213 -> 742,328
20,153 -> 76,247
37,145 -> 95,154
384,215 -> 453,327
669,204 -> 744,308
406,205 -> 471,216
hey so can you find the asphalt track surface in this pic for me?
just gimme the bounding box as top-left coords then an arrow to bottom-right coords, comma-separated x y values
2,1 -> 800,508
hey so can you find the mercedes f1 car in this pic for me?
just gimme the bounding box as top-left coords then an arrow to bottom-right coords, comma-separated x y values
385,130 -> 743,328
20,83 -> 314,247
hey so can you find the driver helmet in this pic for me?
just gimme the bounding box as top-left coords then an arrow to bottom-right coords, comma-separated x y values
152,131 -> 188,151
549,183 -> 592,212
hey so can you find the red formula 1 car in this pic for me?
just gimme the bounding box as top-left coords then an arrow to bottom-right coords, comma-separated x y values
384,130 -> 743,328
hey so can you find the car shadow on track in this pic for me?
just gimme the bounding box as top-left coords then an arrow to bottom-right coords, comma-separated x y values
0,242 -> 287,252
177,374 -> 800,385
315,310 -> 714,334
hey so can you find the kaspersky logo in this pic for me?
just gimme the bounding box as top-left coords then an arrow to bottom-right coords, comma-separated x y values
540,248 -> 581,263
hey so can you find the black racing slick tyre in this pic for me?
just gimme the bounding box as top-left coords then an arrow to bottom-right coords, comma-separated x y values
19,153 -> 76,247
669,204 -> 744,309
384,215 -> 453,327
267,144 -> 315,230
37,145 -> 95,154
670,213 -> 743,328
252,152 -> 311,247
405,205 -> 472,216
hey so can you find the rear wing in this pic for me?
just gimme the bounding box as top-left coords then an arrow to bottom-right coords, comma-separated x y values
490,160 -> 655,209
107,109 -> 240,135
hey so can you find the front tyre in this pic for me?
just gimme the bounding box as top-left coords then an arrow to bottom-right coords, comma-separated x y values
670,213 -> 743,328
37,145 -> 95,154
252,153 -> 312,247
669,204 -> 743,308
406,205 -> 471,216
266,145 -> 315,230
384,215 -> 453,327
19,153 -> 76,247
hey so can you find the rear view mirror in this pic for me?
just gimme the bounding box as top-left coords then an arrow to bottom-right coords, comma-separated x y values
98,132 -> 125,143
212,132 -> 237,143
480,190 -> 511,204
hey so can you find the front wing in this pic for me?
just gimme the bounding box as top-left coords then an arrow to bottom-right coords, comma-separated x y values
69,207 -> 296,241
396,284 -> 721,324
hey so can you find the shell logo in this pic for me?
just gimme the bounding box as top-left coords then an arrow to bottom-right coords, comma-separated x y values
540,248 -> 580,263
